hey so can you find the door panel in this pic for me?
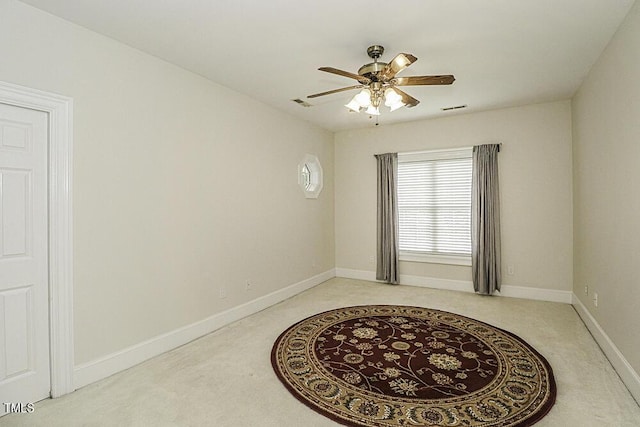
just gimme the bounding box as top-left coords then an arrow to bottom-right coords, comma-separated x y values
1,169 -> 31,257
0,103 -> 49,414
1,286 -> 34,379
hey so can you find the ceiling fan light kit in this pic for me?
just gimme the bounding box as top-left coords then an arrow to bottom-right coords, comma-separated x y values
308,45 -> 455,117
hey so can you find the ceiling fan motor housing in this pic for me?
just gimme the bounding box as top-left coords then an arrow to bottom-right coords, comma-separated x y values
358,62 -> 387,80
360,45 -> 387,80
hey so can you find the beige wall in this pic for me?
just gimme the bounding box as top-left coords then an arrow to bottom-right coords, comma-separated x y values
0,1 -> 334,364
335,101 -> 573,291
572,1 -> 640,374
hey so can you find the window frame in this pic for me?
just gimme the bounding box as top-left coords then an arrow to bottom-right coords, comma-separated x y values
397,147 -> 473,266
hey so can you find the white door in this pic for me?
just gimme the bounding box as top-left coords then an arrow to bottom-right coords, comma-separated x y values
0,103 -> 50,413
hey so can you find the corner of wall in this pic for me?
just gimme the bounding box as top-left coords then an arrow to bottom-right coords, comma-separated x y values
572,294 -> 640,404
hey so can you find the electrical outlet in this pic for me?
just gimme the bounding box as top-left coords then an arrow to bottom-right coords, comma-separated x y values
369,255 -> 375,263
245,280 -> 252,291
593,292 -> 598,307
584,284 -> 589,295
507,265 -> 514,275
219,286 -> 227,299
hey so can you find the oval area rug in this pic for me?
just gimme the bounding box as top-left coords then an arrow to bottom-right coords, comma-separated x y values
271,305 -> 556,426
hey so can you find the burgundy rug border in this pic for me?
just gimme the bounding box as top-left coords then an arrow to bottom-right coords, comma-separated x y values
271,330 -> 357,427
271,304 -> 557,427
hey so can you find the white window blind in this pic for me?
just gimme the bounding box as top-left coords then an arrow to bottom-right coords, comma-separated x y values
397,148 -> 472,260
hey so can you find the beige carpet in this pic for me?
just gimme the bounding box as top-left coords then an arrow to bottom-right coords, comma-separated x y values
2,277 -> 639,426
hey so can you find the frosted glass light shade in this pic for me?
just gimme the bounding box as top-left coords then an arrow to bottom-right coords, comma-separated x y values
384,88 -> 402,105
366,105 -> 380,115
388,102 -> 405,112
345,98 -> 361,112
384,88 -> 405,111
355,89 -> 372,107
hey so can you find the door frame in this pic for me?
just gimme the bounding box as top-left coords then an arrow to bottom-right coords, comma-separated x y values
0,80 -> 74,398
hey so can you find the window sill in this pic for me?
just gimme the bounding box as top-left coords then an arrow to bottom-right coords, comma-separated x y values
399,252 -> 472,266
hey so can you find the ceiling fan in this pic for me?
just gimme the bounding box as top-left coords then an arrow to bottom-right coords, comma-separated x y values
308,45 -> 455,115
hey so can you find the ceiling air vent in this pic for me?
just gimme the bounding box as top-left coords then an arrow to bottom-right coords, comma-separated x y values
292,98 -> 312,107
441,104 -> 467,111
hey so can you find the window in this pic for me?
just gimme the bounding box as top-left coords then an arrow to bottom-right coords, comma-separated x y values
301,164 -> 311,190
397,147 -> 472,265
298,154 -> 323,198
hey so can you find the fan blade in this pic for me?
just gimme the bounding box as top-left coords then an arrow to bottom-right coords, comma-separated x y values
319,67 -> 371,84
307,85 -> 364,99
393,88 -> 420,108
393,75 -> 455,86
380,53 -> 418,80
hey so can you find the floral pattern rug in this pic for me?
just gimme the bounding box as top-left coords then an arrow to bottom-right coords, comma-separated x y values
271,305 -> 556,426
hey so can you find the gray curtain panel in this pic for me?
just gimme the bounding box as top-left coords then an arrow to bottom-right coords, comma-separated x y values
471,144 -> 502,295
375,153 -> 399,284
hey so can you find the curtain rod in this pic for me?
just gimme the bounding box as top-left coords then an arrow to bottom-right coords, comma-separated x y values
373,143 -> 502,158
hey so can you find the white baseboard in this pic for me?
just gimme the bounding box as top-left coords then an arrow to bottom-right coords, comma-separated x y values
495,284 -> 572,304
572,294 -> 640,404
74,269 -> 335,389
335,268 -> 377,283
335,268 -> 572,304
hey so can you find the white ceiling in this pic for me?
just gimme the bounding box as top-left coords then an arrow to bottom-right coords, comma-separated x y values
19,0 -> 635,132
